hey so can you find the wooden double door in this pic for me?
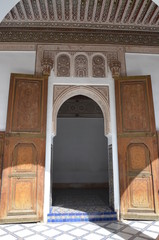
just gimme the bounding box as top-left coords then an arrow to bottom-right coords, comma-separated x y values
115,75 -> 159,219
0,74 -> 48,223
0,73 -> 158,222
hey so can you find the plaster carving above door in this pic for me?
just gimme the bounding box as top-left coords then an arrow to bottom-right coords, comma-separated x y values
36,44 -> 125,76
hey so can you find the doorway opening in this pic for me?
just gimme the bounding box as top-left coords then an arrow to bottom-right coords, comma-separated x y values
49,94 -> 116,222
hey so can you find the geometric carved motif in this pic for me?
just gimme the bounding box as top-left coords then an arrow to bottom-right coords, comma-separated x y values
57,54 -> 70,77
130,177 -> 151,209
9,143 -> 37,213
39,47 -> 121,77
75,55 -> 88,77
13,180 -> 35,210
121,81 -> 150,132
13,143 -> 37,172
58,95 -> 103,118
127,143 -> 153,210
128,144 -> 150,172
12,79 -> 42,132
92,55 -> 105,77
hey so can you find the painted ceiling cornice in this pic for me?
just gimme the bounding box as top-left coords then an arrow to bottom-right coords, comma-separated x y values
0,0 -> 159,46
1,0 -> 159,32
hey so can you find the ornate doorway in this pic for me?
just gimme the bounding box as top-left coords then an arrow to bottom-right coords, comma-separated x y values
51,95 -> 112,221
43,75 -> 119,222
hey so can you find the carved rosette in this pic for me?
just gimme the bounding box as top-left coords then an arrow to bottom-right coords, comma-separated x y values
57,54 -> 70,77
92,55 -> 105,77
109,59 -> 121,77
41,57 -> 54,76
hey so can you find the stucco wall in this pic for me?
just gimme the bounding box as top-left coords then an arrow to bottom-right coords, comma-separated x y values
52,118 -> 108,183
125,53 -> 159,130
0,51 -> 36,130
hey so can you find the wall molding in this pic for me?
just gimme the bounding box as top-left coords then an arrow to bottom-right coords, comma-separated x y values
0,28 -> 159,47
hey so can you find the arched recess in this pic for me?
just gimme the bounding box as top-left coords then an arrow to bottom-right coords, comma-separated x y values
52,85 -> 110,137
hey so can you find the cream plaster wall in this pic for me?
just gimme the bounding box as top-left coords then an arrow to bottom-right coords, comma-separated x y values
125,53 -> 159,130
0,51 -> 36,131
53,118 -> 108,184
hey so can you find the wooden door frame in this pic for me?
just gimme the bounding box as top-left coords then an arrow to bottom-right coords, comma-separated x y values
43,72 -> 120,222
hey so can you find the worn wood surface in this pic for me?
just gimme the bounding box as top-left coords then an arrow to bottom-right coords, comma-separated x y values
0,132 -> 5,196
115,75 -> 159,219
0,73 -> 48,223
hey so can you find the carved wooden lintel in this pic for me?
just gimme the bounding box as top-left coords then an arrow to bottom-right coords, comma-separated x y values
109,60 -> 121,78
41,57 -> 54,76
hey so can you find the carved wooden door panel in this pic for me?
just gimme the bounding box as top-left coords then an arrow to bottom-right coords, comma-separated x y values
115,75 -> 159,219
0,74 -> 48,223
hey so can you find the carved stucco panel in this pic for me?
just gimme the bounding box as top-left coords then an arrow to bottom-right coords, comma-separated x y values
74,54 -> 88,77
35,44 -> 126,76
92,55 -> 106,78
53,85 -> 70,103
53,85 -> 110,136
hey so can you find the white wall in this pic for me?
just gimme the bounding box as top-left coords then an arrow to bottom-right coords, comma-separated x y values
53,118 -> 108,183
125,53 -> 159,130
0,0 -> 19,22
0,51 -> 36,130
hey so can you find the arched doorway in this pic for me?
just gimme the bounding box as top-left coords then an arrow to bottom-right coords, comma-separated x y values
43,76 -> 119,222
45,82 -> 119,222
51,95 -> 112,221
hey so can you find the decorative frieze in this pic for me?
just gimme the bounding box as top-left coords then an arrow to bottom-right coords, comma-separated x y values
36,44 -> 126,77
0,29 -> 159,47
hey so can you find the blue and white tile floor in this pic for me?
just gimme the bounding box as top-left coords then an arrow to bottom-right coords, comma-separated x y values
0,220 -> 159,239
48,189 -> 117,222
1,189 -> 158,239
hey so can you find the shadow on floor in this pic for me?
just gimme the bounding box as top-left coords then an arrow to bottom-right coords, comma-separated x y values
48,188 -> 158,239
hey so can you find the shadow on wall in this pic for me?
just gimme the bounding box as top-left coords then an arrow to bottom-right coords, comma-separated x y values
52,117 -> 108,185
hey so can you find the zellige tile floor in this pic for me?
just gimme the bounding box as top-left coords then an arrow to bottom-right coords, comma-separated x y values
0,220 -> 159,239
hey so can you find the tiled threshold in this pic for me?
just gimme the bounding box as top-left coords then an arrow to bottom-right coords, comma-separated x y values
47,189 -> 117,222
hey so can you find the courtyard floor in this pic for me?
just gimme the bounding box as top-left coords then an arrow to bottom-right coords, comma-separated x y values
0,220 -> 159,240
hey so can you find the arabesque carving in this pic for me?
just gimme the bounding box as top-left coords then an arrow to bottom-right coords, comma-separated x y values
75,55 -> 88,77
92,55 -> 105,78
41,57 -> 54,76
53,85 -> 110,136
36,44 -> 126,76
57,54 -> 70,77
109,60 -> 121,77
